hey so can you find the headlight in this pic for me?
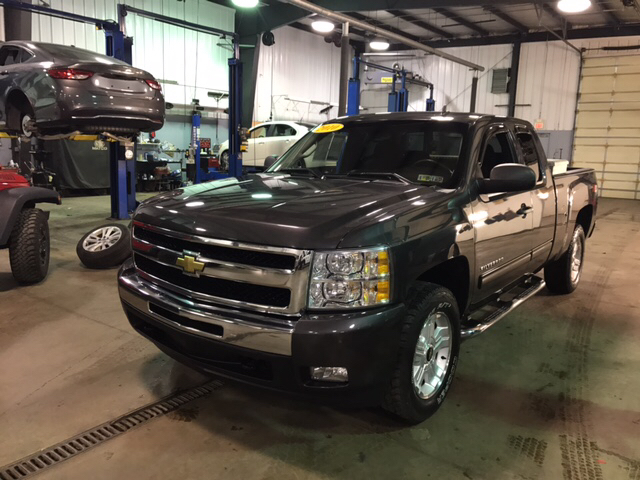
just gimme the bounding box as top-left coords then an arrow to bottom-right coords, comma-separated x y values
308,248 -> 390,309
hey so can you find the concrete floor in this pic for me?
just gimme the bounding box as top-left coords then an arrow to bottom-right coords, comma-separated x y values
1,195 -> 639,480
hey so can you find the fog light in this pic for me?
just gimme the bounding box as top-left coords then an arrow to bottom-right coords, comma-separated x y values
310,367 -> 349,383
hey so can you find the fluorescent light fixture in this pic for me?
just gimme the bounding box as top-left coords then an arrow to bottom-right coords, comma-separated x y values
369,37 -> 390,51
251,193 -> 272,199
557,0 -> 591,12
232,0 -> 259,7
312,20 -> 334,33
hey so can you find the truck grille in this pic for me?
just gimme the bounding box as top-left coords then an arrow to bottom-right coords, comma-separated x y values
131,222 -> 312,315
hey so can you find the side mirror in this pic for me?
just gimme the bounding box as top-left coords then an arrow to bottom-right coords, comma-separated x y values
264,155 -> 278,170
478,163 -> 536,194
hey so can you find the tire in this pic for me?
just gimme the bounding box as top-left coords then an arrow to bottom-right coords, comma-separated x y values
76,224 -> 131,269
220,151 -> 229,171
544,224 -> 585,294
382,282 -> 461,424
9,208 -> 50,284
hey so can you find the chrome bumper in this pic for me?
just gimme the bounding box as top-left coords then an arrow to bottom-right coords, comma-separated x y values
119,263 -> 293,356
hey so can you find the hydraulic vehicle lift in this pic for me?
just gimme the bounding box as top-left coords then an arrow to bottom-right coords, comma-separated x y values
0,1 -> 244,219
347,57 -> 435,116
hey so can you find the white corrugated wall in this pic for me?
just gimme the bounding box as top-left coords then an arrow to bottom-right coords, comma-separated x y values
254,26 -> 343,126
30,0 -> 234,109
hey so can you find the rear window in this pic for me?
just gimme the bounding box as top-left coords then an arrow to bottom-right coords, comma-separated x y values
38,44 -> 129,65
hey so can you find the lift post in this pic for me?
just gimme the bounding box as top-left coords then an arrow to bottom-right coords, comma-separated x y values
347,57 -> 434,116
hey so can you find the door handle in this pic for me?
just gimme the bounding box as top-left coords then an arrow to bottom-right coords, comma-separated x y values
517,203 -> 533,217
0,70 -> 8,75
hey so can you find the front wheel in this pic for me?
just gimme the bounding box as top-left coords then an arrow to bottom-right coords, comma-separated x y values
9,208 -> 50,284
382,282 -> 460,424
544,224 -> 585,294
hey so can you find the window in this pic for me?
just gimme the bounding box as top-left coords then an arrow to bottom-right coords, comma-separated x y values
249,126 -> 267,139
480,131 -> 519,178
516,132 -> 541,180
271,124 -> 296,137
19,48 -> 34,63
270,120 -> 468,187
0,47 -> 20,66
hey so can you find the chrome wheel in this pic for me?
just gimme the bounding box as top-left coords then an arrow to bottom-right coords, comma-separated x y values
21,114 -> 33,137
82,226 -> 123,252
570,230 -> 583,284
412,311 -> 452,400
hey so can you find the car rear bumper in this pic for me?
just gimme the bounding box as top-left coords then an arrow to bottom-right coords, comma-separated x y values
118,259 -> 405,405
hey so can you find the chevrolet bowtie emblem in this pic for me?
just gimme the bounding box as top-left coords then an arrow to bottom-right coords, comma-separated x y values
176,254 -> 205,276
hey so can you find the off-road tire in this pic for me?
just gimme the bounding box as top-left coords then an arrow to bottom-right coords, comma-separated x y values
9,208 -> 50,284
76,224 -> 131,269
544,224 -> 585,294
382,282 -> 461,424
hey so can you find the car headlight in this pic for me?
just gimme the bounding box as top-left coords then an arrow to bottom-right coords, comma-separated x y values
308,248 -> 390,309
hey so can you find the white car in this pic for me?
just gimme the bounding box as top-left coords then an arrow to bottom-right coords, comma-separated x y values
218,121 -> 315,169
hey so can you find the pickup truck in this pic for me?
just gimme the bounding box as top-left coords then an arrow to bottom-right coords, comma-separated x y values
118,113 -> 597,424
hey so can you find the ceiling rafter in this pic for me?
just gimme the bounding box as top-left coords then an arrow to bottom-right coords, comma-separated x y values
541,3 -> 573,30
385,9 -> 455,39
432,7 -> 489,36
346,11 -> 425,43
594,0 -> 622,26
483,5 -> 529,33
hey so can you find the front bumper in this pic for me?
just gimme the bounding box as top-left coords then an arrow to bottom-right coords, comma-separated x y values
118,259 -> 405,405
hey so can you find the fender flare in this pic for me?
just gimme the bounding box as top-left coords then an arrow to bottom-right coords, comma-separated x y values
0,187 -> 61,246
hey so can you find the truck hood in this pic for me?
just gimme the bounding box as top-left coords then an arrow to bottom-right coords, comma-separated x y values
134,174 -> 448,249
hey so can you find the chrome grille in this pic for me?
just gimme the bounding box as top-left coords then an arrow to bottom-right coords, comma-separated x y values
131,222 -> 312,315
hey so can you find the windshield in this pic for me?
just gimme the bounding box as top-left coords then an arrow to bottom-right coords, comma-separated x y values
267,120 -> 468,187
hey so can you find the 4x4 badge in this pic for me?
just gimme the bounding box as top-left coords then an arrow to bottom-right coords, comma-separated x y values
176,253 -> 205,276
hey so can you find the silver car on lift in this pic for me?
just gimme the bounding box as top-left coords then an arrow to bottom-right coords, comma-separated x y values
0,41 -> 165,136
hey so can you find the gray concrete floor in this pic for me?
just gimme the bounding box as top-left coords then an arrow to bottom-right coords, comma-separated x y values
1,195 -> 639,480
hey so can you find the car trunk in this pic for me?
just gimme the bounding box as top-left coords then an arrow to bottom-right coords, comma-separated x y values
63,62 -> 153,94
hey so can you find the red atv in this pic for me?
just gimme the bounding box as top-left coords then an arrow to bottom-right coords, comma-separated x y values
0,170 -> 60,284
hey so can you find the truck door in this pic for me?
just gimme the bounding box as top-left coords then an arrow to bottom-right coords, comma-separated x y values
514,125 -> 556,272
471,126 -> 534,299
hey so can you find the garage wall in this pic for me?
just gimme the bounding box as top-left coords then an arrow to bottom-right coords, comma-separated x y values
254,26 -> 343,126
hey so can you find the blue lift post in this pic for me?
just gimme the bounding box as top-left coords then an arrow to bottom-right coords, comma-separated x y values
347,57 -> 435,116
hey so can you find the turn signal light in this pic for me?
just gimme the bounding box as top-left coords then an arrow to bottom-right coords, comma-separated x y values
145,79 -> 162,91
48,68 -> 93,80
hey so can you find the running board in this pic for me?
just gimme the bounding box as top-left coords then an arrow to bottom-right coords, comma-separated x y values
461,275 -> 545,340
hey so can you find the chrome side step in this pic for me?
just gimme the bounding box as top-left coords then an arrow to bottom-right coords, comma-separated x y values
461,275 -> 546,340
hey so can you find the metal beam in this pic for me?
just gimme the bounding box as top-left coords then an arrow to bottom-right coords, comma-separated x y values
541,3 -> 573,30
432,7 -> 489,36
309,0 -> 549,9
348,12 -> 424,44
386,9 -> 454,39
388,23 -> 640,49
507,41 -> 521,117
483,5 -> 529,33
594,0 -> 622,26
277,0 -> 484,70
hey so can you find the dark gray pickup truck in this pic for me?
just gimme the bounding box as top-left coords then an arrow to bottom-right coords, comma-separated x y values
118,113 -> 597,423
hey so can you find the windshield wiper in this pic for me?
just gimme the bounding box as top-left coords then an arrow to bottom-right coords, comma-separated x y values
344,171 -> 411,184
274,168 -> 322,179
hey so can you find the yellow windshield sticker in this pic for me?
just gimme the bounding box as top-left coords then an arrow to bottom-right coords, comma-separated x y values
314,123 -> 344,134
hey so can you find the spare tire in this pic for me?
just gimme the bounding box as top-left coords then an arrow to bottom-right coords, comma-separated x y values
77,224 -> 131,269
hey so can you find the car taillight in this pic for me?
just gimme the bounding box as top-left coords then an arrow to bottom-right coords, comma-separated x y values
145,79 -> 162,91
48,68 -> 94,80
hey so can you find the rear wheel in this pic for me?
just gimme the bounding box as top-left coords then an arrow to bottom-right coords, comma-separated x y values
6,98 -> 36,137
382,282 -> 460,424
544,224 -> 585,294
9,208 -> 50,284
220,151 -> 229,171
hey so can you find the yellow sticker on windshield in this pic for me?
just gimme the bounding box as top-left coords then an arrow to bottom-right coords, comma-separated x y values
314,123 -> 344,134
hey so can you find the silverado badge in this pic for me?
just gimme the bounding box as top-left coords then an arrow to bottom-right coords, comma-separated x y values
176,254 -> 205,276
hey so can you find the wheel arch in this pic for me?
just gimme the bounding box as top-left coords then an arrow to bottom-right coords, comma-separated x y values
415,255 -> 470,314
575,204 -> 594,238
0,187 -> 60,246
5,88 -> 34,130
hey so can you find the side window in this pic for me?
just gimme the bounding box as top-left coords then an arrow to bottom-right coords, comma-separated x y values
0,47 -> 20,66
249,126 -> 267,139
19,48 -> 34,63
271,124 -> 296,137
515,131 -> 541,180
480,131 -> 519,178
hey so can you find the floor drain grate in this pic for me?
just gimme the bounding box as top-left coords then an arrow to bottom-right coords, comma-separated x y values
0,379 -> 223,479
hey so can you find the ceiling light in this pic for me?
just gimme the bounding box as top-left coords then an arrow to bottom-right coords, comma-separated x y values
557,0 -> 591,13
369,37 -> 390,51
312,20 -> 334,33
232,0 -> 259,7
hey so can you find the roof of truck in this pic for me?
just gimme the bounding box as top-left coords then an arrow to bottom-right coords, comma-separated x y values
328,112 -> 523,126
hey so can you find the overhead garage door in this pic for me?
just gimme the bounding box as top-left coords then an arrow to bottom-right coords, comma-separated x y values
574,54 -> 640,199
